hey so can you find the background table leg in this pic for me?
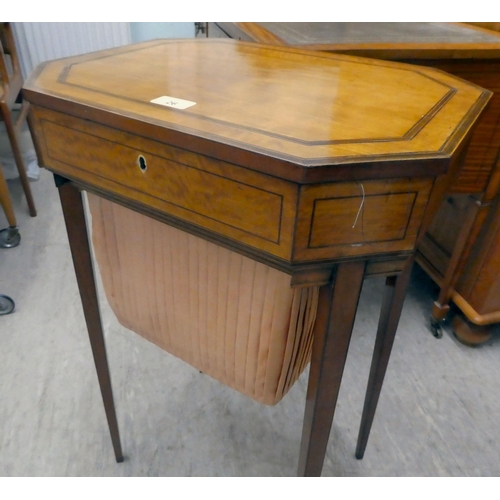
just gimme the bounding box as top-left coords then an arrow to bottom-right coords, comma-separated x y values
57,177 -> 124,463
355,255 -> 414,460
298,260 -> 366,476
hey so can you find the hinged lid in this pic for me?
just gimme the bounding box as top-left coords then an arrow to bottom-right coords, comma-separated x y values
24,39 -> 491,182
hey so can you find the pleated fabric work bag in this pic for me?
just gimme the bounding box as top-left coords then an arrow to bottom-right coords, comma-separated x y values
88,194 -> 319,405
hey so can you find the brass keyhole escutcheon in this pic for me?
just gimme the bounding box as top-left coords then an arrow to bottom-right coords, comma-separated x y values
137,155 -> 147,173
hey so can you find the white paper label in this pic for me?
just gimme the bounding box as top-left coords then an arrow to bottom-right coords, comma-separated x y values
150,95 -> 196,109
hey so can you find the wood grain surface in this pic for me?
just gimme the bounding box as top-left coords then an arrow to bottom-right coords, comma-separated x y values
210,24 -> 500,194
24,39 -> 489,178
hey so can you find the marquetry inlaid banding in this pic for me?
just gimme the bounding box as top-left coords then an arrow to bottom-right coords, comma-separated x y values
308,191 -> 418,248
294,178 -> 434,261
25,39 -> 489,170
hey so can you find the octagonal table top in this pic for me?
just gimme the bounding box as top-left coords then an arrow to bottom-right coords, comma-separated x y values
24,39 -> 491,182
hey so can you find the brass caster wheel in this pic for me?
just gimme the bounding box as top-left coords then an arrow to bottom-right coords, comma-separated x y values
0,295 -> 15,315
0,227 -> 21,249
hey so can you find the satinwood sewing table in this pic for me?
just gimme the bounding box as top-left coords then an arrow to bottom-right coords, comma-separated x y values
23,39 -> 490,476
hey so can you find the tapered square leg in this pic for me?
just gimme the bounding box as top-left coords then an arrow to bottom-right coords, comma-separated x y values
298,260 -> 366,476
57,178 -> 123,463
355,256 -> 414,460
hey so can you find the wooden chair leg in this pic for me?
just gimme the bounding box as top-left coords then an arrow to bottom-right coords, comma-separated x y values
0,166 -> 17,227
1,102 -> 37,217
57,177 -> 123,463
355,256 -> 415,460
0,163 -> 20,247
298,260 -> 366,476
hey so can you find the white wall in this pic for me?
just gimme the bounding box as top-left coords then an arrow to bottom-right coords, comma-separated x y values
12,22 -> 195,80
130,22 -> 195,42
12,22 -> 131,78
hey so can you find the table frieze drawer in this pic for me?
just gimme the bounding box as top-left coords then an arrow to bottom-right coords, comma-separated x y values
33,107 -> 298,260
294,179 -> 434,261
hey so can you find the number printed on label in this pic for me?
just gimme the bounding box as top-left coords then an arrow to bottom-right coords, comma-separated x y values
150,95 -> 196,109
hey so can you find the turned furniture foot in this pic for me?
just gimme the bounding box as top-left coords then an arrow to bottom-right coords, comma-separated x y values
452,314 -> 492,347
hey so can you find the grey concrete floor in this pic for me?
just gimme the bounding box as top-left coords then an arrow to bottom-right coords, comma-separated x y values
1,169 -> 500,477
